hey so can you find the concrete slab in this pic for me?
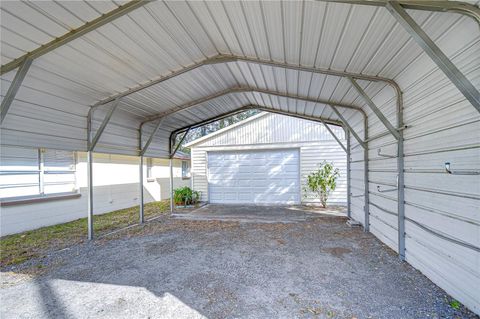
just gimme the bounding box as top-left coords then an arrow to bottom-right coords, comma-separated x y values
172,204 -> 346,223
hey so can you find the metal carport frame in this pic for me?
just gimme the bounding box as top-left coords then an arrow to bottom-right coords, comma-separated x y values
1,0 -> 478,266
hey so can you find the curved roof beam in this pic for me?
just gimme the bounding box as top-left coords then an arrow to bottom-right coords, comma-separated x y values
167,105 -> 348,156
170,105 -> 345,137
140,87 -> 367,125
139,87 -> 367,150
322,0 -> 480,25
94,54 -> 401,109
0,0 -> 149,76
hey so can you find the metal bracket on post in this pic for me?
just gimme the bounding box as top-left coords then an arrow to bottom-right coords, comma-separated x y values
321,119 -> 347,153
329,105 -> 367,150
377,148 -> 397,158
445,162 -> 480,175
377,175 -> 399,193
140,118 -> 164,157
349,77 -> 400,140
88,98 -> 120,151
170,128 -> 191,159
386,1 -> 480,113
1,58 -> 32,124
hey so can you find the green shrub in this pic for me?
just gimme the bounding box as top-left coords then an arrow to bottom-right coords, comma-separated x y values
173,186 -> 201,206
303,161 -> 340,208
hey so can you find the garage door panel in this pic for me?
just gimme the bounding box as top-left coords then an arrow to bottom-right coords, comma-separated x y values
208,149 -> 300,204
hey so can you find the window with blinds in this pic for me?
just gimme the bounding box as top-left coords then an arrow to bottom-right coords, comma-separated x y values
0,146 -> 77,199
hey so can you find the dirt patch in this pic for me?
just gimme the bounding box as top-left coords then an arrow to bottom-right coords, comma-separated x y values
322,247 -> 352,258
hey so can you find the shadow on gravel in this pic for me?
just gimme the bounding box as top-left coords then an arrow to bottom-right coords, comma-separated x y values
1,205 -> 477,319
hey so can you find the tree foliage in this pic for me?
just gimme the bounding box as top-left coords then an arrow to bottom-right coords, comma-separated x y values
175,109 -> 260,153
304,161 -> 340,208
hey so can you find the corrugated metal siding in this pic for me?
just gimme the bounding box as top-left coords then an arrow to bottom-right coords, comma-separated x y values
399,11 -> 480,312
346,111 -> 367,227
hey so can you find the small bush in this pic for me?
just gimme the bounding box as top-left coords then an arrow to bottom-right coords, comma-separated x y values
173,186 -> 201,206
303,161 -> 340,208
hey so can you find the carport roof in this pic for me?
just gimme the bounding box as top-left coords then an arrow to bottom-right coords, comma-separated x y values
1,0 -> 479,158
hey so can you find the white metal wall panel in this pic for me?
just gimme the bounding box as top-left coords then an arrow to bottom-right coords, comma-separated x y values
208,149 -> 300,204
396,10 -> 480,314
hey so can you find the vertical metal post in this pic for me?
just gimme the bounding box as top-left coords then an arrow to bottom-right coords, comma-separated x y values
38,149 -> 45,195
169,158 -> 174,213
87,151 -> 94,240
363,118 -> 370,232
139,156 -> 144,224
345,127 -> 351,219
397,95 -> 406,260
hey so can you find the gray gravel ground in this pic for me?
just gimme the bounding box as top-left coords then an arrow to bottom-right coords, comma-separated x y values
1,205 -> 478,319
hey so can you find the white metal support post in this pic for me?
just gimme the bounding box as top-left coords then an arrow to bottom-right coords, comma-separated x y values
169,158 -> 174,213
87,151 -> 94,240
139,156 -> 144,224
346,128 -> 351,219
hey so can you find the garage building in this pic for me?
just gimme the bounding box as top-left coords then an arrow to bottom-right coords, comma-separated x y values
186,112 -> 347,205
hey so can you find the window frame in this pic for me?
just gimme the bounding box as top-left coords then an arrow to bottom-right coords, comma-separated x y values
146,157 -> 155,182
181,160 -> 191,179
1,148 -> 78,202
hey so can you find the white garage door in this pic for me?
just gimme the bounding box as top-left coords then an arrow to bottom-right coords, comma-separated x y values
207,149 -> 300,204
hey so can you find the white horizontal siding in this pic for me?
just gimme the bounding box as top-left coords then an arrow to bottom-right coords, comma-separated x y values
192,113 -> 345,147
191,113 -> 347,205
191,148 -> 209,202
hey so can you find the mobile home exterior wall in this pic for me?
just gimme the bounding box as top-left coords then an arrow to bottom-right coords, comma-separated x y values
0,152 -> 189,236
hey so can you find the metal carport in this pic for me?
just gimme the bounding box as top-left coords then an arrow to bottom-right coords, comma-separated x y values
1,0 -> 479,314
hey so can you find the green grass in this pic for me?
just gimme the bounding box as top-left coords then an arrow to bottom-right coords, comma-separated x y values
449,300 -> 461,310
0,200 -> 169,267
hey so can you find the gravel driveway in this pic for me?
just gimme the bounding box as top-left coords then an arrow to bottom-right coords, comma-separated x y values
1,205 -> 477,319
